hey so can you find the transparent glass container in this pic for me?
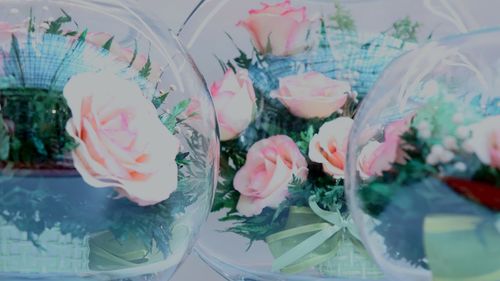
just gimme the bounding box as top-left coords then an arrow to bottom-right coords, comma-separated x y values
0,0 -> 218,280
178,1 -> 480,280
346,29 -> 500,281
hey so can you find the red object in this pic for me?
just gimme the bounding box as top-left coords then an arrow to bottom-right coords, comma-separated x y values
444,177 -> 500,211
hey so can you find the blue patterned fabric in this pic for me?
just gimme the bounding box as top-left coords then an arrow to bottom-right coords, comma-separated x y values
0,34 -> 155,98
249,30 -> 417,97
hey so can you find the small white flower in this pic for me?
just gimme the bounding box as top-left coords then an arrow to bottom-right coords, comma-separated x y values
419,129 -> 432,139
431,145 -> 445,156
426,153 -> 439,165
462,140 -> 475,153
9,8 -> 19,14
456,126 -> 470,139
443,136 -> 458,150
454,162 -> 467,172
439,150 -> 455,163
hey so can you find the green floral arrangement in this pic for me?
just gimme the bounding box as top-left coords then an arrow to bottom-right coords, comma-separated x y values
0,9 -> 210,275
204,0 -> 420,278
358,84 -> 500,281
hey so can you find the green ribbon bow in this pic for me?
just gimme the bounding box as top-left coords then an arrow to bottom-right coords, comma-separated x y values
424,214 -> 500,281
266,197 -> 382,277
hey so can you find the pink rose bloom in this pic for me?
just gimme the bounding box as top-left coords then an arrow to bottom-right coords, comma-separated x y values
210,69 -> 257,141
357,141 -> 394,180
234,135 -> 308,216
309,117 -> 353,178
272,72 -> 350,119
64,72 -> 180,206
84,32 -> 162,82
357,118 -> 412,179
468,116 -> 500,169
238,0 -> 314,56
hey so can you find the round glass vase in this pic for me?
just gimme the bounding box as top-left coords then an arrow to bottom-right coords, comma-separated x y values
346,28 -> 500,281
0,0 -> 218,280
177,0 -> 479,281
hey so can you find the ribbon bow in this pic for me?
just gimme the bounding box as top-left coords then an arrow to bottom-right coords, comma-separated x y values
266,197 -> 372,275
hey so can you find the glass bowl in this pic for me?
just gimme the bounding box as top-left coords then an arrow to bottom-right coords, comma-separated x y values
177,0 -> 481,280
0,0 -> 218,280
346,28 -> 500,281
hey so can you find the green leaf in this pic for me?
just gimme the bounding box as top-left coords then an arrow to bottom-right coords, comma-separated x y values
172,99 -> 191,116
160,99 -> 191,133
28,8 -> 36,33
102,36 -> 115,51
330,1 -> 356,32
391,16 -> 420,42
128,41 -> 138,68
139,55 -> 152,78
77,29 -> 88,42
152,91 -> 169,109
45,9 -> 72,35
0,120 -> 10,161
64,31 -> 78,37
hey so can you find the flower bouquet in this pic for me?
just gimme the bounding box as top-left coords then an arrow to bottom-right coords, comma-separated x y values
346,28 -> 500,281
357,89 -> 500,281
204,0 -> 428,279
0,3 -> 216,280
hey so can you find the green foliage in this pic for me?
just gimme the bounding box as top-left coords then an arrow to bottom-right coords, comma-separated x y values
139,55 -> 152,79
226,207 -> 289,248
0,119 -> 10,161
0,9 -> 209,260
473,165 -> 500,187
160,99 -> 191,133
391,17 -> 420,42
212,139 -> 246,213
296,125 -> 315,156
127,41 -> 139,68
152,90 -> 170,109
44,9 -> 74,35
101,36 -> 115,51
330,1 -> 356,32
1,89 -> 74,166
28,9 -> 36,33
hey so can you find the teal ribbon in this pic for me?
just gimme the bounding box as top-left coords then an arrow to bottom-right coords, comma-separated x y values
270,197 -> 363,273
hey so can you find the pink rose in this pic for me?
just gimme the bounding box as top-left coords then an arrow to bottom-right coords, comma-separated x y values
234,135 -> 308,216
357,141 -> 395,180
272,72 -> 350,119
210,69 -> 257,141
84,32 -> 162,82
238,0 -> 314,56
357,118 -> 412,179
309,117 -> 353,178
468,116 -> 500,169
64,72 -> 180,206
